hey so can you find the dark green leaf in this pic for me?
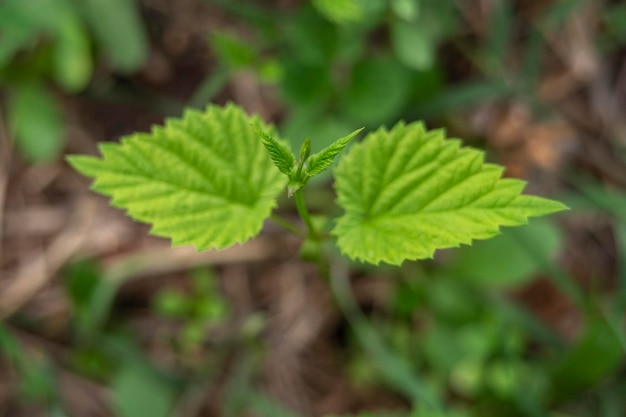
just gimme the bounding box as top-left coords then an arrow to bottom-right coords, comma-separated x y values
340,56 -> 412,125
83,0 -> 148,73
8,83 -> 64,162
549,316 -> 625,402
112,364 -> 175,417
447,219 -> 563,288
391,19 -> 435,70
210,31 -> 257,69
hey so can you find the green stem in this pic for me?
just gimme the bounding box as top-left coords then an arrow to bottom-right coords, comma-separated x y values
294,189 -> 317,240
270,214 -> 306,238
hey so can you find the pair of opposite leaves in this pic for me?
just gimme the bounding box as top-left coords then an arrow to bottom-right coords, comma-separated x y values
68,104 -> 566,266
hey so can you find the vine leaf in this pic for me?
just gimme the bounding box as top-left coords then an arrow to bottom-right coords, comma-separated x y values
68,104 -> 287,250
306,127 -> 363,177
332,122 -> 568,265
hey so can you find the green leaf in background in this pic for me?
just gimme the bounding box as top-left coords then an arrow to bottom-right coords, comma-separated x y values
311,0 -> 363,24
391,19 -> 435,70
334,26 -> 367,63
603,3 -> 626,43
53,12 -> 93,92
281,62 -> 333,111
68,104 -> 286,250
340,55 -> 412,126
83,0 -> 148,73
64,259 -> 101,311
425,277 -> 482,322
112,364 -> 176,417
447,218 -> 563,288
332,122 -> 568,265
0,0 -> 92,90
0,0 -> 57,67
286,8 -> 338,65
352,0 -> 387,27
257,58 -> 283,82
153,289 -> 189,318
210,31 -> 257,70
390,0 -> 455,70
391,0 -> 420,21
8,83 -> 64,162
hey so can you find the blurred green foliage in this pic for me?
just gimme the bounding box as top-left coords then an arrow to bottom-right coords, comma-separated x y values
0,0 -> 148,163
205,0 -> 451,152
153,268 -> 229,350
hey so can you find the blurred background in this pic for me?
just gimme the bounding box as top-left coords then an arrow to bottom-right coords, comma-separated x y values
1,0 -> 625,416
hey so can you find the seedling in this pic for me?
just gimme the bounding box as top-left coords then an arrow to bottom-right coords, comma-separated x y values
66,102 -> 569,416
68,103 -> 566,266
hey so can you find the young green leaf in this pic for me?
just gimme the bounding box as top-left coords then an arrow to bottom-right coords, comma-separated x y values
311,0 -> 363,24
9,83 -> 64,162
254,127 -> 295,175
332,122 -> 568,265
306,127 -> 363,177
68,104 -> 286,250
287,137 -> 311,196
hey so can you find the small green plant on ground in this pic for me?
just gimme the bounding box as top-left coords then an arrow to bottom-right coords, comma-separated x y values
68,103 -> 567,415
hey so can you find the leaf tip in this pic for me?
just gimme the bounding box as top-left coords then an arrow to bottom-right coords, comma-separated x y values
66,154 -> 102,178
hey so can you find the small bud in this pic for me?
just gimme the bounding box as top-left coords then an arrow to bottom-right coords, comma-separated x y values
287,180 -> 304,198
